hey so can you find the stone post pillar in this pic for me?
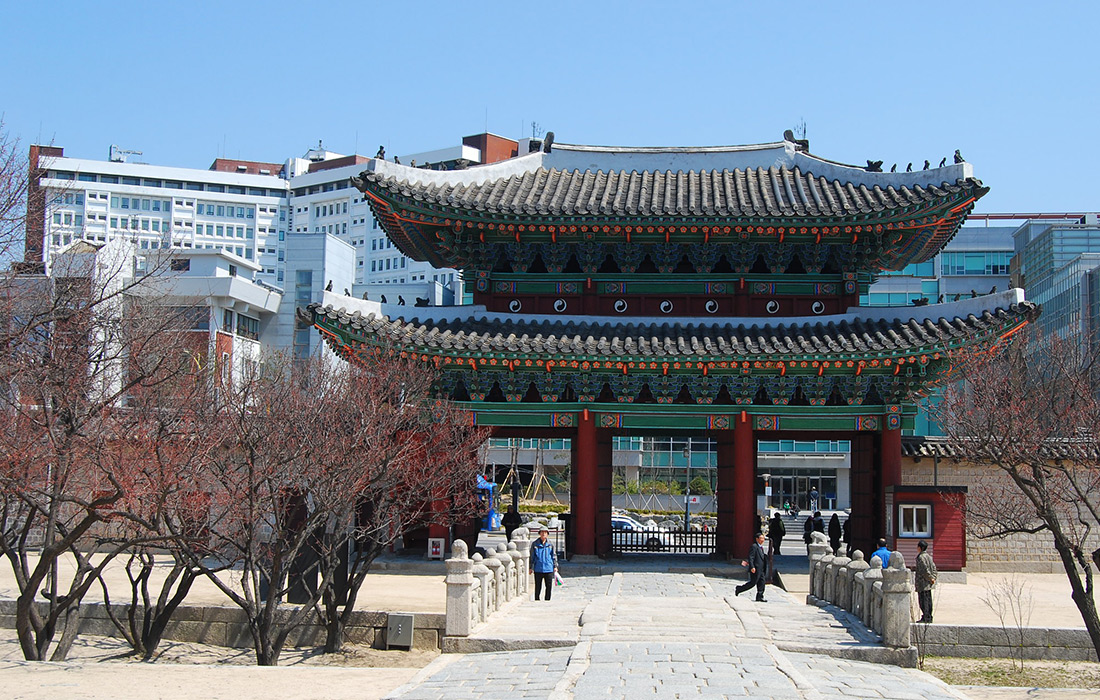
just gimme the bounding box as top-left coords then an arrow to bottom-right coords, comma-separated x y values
826,555 -> 850,605
862,557 -> 883,629
495,544 -> 516,600
881,551 -> 913,649
471,553 -> 491,621
816,550 -> 834,600
807,531 -> 830,603
506,542 -> 526,595
482,551 -> 504,612
445,540 -> 474,637
841,551 -> 869,613
513,527 -> 531,594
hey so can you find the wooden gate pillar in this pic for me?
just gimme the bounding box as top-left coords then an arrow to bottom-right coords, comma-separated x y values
595,427 -> 614,557
733,415 -> 756,560
571,410 -> 598,556
715,431 -> 737,557
881,425 -> 902,546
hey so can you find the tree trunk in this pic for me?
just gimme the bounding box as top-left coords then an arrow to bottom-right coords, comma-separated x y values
323,611 -> 344,654
1053,531 -> 1100,659
50,604 -> 82,661
140,569 -> 197,661
15,591 -> 42,661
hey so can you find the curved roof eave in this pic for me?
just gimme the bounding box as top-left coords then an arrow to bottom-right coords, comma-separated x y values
354,140 -> 977,193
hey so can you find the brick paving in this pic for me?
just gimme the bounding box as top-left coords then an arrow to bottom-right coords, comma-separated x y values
388,572 -> 970,699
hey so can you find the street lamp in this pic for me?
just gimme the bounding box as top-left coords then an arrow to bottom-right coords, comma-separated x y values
683,445 -> 691,530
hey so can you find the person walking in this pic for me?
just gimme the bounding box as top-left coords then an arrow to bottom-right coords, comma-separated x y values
529,526 -> 558,601
802,513 -> 814,549
736,533 -> 768,601
827,513 -> 842,555
915,540 -> 938,623
768,512 -> 786,555
812,511 -> 825,536
809,486 -> 819,511
872,538 -> 892,568
842,516 -> 852,557
502,505 -> 522,542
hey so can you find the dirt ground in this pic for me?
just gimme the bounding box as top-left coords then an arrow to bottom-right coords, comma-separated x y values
0,629 -> 435,700
924,656 -> 1100,690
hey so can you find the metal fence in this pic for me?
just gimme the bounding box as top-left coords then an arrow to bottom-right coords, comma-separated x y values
612,529 -> 716,555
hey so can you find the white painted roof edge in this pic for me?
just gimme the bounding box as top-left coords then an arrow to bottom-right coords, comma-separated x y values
360,141 -> 976,192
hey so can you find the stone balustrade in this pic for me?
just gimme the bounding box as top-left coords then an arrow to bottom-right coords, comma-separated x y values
806,531 -> 913,649
445,527 -> 532,638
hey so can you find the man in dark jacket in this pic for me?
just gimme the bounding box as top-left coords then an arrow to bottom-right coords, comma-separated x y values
768,513 -> 786,555
502,505 -> 523,542
735,533 -> 768,601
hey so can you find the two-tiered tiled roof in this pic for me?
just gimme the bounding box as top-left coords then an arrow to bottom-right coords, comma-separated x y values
308,298 -> 1036,363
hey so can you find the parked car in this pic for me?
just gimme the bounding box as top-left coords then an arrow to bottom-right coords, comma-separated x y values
611,514 -> 674,551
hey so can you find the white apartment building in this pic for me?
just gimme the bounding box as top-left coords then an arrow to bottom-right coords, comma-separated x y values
28,133 -> 525,361
30,137 -> 500,298
33,154 -> 288,286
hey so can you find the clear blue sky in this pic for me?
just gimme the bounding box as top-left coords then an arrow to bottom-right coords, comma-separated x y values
3,2 -> 1096,213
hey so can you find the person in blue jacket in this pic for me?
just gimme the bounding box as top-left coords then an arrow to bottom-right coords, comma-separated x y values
872,538 -> 893,568
529,526 -> 559,601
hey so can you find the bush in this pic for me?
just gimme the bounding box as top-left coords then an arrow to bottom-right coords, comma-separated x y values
640,479 -> 683,495
688,476 -> 713,495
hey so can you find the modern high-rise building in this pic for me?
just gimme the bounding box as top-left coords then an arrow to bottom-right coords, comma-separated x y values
1011,214 -> 1100,341
26,133 -> 522,292
25,133 -> 525,359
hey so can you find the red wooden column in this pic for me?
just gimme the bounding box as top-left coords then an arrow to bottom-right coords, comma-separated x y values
881,425 -> 902,545
715,432 -> 736,557
848,432 -> 876,556
571,409 -> 598,556
595,427 -> 614,557
733,415 -> 756,560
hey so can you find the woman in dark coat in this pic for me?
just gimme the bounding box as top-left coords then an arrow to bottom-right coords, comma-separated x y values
828,512 -> 842,555
768,512 -> 786,555
802,513 -> 814,547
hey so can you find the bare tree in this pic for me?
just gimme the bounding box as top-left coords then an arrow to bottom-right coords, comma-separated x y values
0,248 -> 207,661
312,352 -> 486,653
173,355 -> 370,666
93,347 -> 226,660
937,328 -> 1100,659
0,119 -> 31,265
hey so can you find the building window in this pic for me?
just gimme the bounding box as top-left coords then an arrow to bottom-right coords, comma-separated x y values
898,504 -> 932,538
236,314 -> 260,340
167,305 -> 208,330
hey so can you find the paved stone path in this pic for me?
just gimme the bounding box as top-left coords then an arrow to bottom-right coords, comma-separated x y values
388,572 -> 969,699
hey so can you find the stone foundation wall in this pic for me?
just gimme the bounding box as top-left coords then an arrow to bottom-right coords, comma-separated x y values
914,624 -> 1098,661
903,457 -> 1100,573
0,600 -> 445,651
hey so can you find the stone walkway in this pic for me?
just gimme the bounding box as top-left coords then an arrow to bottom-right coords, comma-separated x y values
388,572 -> 969,699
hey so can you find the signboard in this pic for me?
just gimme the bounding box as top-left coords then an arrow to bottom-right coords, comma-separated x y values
688,495 -> 701,504
427,537 -> 445,560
